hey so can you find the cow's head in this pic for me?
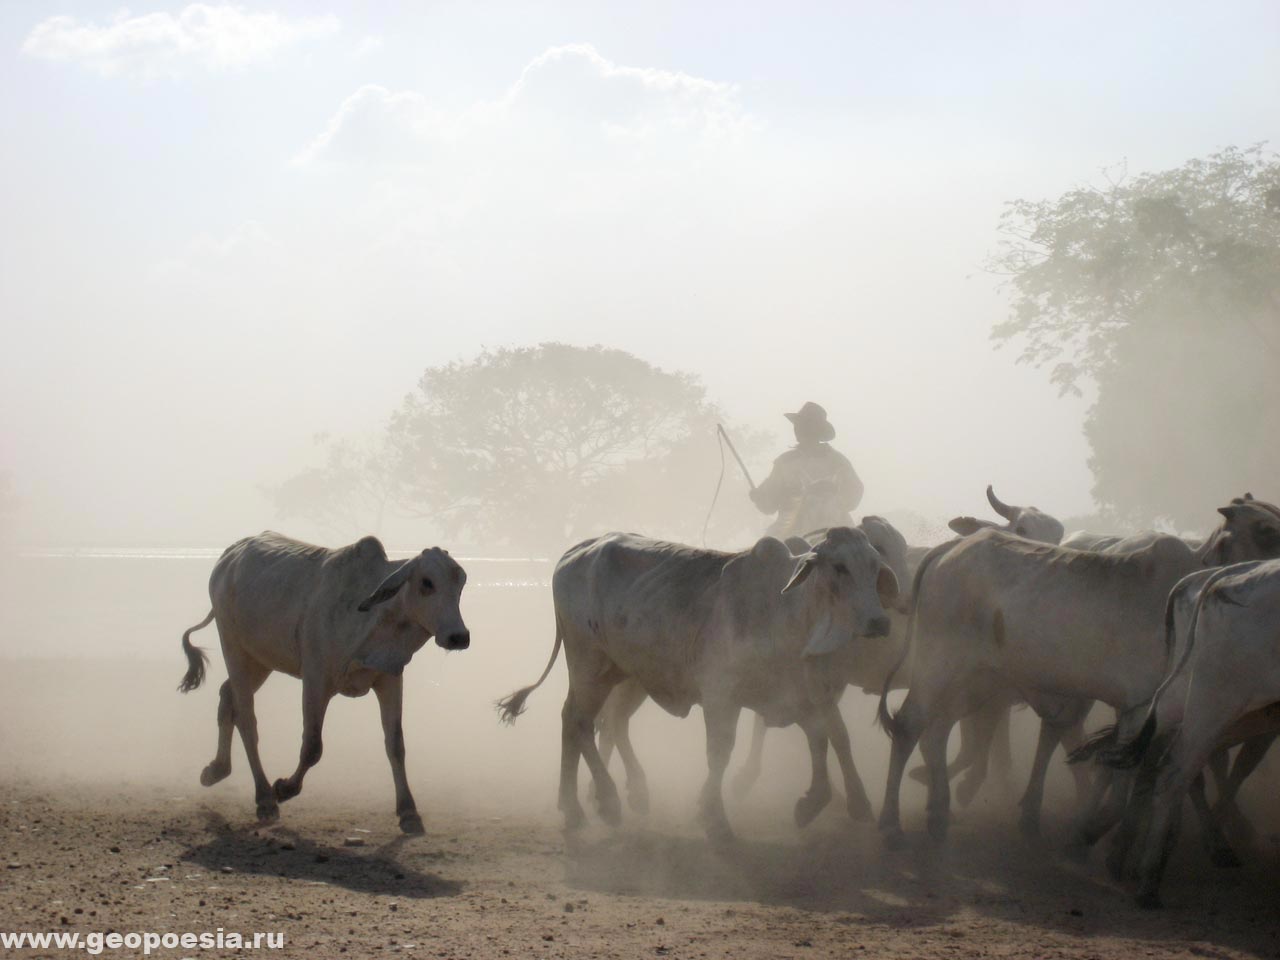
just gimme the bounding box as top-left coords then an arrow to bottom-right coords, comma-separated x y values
1202,494 -> 1280,566
781,526 -> 899,657
355,548 -> 470,674
948,484 -> 1065,545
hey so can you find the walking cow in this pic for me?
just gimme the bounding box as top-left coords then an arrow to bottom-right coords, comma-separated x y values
498,527 -> 899,841
178,532 -> 470,831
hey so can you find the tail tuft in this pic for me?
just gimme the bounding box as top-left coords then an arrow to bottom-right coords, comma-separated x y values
1067,725 -> 1117,765
178,611 -> 214,693
495,687 -> 536,725
875,691 -> 900,739
1098,714 -> 1158,770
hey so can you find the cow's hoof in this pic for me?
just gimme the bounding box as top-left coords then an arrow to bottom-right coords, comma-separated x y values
256,800 -> 280,823
847,794 -> 874,822
399,812 -> 425,836
907,765 -> 929,786
1210,846 -> 1242,869
627,781 -> 650,816
272,778 -> 300,803
560,801 -> 587,832
794,792 -> 830,829
200,762 -> 230,787
704,819 -> 737,848
1135,890 -> 1163,910
927,816 -> 949,845
596,791 -> 623,828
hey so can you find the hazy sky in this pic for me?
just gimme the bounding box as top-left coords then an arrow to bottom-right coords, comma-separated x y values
2,1 -> 1277,545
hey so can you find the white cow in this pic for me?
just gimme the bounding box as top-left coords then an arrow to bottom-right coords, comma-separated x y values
179,532 -> 470,831
877,498 -> 1280,852
1092,556 -> 1280,907
497,528 -> 898,841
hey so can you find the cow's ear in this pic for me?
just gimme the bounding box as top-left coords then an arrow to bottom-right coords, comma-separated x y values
948,516 -> 993,537
782,553 -> 819,594
357,560 -> 413,612
876,565 -> 900,605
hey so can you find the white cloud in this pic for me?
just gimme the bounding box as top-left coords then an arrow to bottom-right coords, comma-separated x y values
294,84 -> 450,166
21,5 -> 339,78
296,43 -> 751,165
352,34 -> 383,59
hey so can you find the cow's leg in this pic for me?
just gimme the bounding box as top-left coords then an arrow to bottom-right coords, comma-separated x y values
989,704 -> 1014,786
918,718 -> 954,844
1018,717 -> 1065,841
1064,706 -> 1148,861
794,712 -> 833,828
952,702 -> 1001,807
201,665 -> 270,787
824,702 -> 873,821
730,713 -> 769,800
1187,768 -> 1239,868
559,693 -> 589,830
369,674 -> 423,834
879,692 -> 927,849
225,649 -> 277,822
560,674 -> 623,829
698,700 -> 741,843
1218,734 -> 1275,845
598,678 -> 651,814
1013,701 -> 1085,839
908,698 -> 1004,803
1132,725 -> 1229,909
1060,713 -> 1095,804
272,673 -> 331,806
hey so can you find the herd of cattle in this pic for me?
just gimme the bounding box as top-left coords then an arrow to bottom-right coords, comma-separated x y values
178,487 -> 1280,908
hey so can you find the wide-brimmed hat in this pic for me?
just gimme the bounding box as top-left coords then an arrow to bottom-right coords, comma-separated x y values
784,401 -> 835,441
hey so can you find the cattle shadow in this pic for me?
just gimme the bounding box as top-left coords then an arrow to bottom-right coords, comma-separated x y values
563,818 -> 967,920
565,811 -> 1280,957
180,809 -> 462,899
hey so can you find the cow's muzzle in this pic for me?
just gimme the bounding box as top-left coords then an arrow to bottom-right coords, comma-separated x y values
863,615 -> 891,639
438,629 -> 471,651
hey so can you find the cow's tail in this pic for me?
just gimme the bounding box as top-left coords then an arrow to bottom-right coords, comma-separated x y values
1087,567 -> 1235,770
178,611 -> 214,693
876,541 -> 949,741
496,615 -> 563,725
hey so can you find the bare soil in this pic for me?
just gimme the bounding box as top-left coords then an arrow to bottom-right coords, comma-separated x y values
4,771 -> 1280,959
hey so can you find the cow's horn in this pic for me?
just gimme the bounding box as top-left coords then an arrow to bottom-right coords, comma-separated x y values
986,484 -> 1016,521
782,553 -> 819,594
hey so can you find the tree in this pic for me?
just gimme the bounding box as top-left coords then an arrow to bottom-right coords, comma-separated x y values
388,343 -> 763,551
990,145 -> 1280,528
274,343 -> 764,552
267,437 -> 397,540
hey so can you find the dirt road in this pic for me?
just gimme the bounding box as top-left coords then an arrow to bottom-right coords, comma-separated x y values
3,775 -> 1280,959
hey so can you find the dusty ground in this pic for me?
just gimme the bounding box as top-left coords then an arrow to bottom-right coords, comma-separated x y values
5,771 -> 1280,958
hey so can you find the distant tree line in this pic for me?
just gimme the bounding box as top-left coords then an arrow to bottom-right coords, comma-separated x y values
991,144 -> 1280,529
271,343 -> 766,553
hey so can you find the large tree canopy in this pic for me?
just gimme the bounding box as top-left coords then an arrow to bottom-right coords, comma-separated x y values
991,145 -> 1280,528
274,343 -> 763,553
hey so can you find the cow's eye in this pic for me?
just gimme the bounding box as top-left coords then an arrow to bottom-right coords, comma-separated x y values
1015,526 -> 1026,536
421,578 -> 435,593
833,563 -> 849,575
